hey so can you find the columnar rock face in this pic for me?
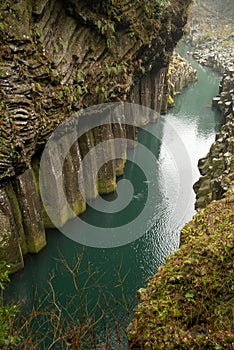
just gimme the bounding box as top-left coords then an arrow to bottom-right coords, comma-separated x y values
194,66 -> 234,209
0,0 -> 192,182
0,0 -> 193,271
130,67 -> 169,115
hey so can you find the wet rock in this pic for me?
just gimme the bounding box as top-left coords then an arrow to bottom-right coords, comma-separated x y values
111,113 -> 127,176
62,140 -> 87,217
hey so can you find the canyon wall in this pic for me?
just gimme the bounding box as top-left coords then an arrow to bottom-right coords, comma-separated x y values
0,0 -> 193,271
194,66 -> 234,209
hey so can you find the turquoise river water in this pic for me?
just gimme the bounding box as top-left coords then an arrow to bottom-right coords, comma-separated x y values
6,47 -> 222,349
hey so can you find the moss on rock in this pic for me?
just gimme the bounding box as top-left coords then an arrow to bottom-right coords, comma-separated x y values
128,194 -> 234,349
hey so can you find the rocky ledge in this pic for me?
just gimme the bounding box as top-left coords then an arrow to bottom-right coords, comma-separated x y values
194,65 -> 234,210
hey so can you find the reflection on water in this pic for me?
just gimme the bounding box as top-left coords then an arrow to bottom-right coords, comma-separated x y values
6,47 -> 222,348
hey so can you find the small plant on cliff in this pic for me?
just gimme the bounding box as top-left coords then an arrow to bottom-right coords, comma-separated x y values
0,263 -> 21,347
96,19 -> 116,50
145,0 -> 171,17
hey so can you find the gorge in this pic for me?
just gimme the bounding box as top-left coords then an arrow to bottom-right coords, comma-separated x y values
0,0 -> 233,349
6,49 -> 223,349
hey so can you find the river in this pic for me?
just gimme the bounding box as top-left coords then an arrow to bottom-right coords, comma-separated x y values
6,47 -> 222,349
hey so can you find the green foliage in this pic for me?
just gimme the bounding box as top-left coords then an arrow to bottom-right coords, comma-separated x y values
0,264 -> 10,290
0,263 -> 21,347
144,0 -> 171,17
96,19 -> 115,36
54,43 -> 59,53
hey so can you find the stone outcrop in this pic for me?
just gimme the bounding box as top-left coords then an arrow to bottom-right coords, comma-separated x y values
191,41 -> 233,74
194,65 -> 234,209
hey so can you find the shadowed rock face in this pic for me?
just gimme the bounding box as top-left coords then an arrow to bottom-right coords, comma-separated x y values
0,0 -> 192,182
0,0 -> 194,271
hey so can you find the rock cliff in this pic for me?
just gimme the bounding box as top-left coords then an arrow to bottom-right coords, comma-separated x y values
0,0 -> 192,182
0,0 -> 193,271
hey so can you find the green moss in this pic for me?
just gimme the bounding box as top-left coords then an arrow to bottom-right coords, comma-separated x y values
44,205 -> 70,229
128,194 -> 234,349
98,178 -> 116,194
43,197 -> 86,229
26,233 -> 46,254
115,158 -> 126,176
83,181 -> 99,200
70,197 -> 87,217
43,213 -> 55,229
